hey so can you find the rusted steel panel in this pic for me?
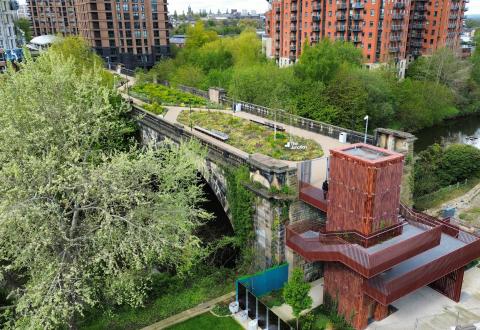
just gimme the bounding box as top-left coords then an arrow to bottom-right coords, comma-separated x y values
286,220 -> 442,278
429,267 -> 465,302
324,263 -> 378,330
327,144 -> 404,236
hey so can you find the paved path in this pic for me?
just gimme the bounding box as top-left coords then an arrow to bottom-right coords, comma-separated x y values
368,267 -> 480,330
163,106 -> 346,159
111,72 -> 348,161
141,291 -> 236,330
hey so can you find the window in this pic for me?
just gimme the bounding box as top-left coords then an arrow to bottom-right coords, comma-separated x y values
368,32 -> 373,38
370,10 -> 375,16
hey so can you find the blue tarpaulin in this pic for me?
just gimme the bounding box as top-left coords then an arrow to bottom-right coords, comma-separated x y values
1,48 -> 23,62
236,263 -> 289,299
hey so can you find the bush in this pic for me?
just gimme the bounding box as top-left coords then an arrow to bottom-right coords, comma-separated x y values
414,144 -> 480,199
131,83 -> 207,107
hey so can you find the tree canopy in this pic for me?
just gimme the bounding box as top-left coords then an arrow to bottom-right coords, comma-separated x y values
0,40 -> 209,329
140,21 -> 479,133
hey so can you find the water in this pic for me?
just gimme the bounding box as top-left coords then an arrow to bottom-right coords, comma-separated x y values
414,115 -> 480,153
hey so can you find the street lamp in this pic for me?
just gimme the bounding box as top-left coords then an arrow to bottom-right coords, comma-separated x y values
364,115 -> 369,144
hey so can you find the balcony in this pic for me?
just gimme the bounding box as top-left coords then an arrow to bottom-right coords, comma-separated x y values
291,25 -> 297,31
336,13 -> 347,20
392,13 -> 404,20
448,23 -> 458,29
290,34 -> 296,41
352,2 -> 365,9
391,25 -> 403,31
393,2 -> 406,9
390,35 -> 402,42
415,5 -> 426,11
290,45 -> 297,51
352,36 -> 363,43
352,14 -> 362,20
413,14 -> 426,20
313,25 -> 321,32
337,3 -> 348,10
275,7 -> 280,13
450,14 -> 458,20
389,46 -> 400,53
291,15 -> 297,22
336,25 -> 346,32
312,15 -> 321,22
313,4 -> 322,11
410,40 -> 423,47
352,25 -> 362,32
411,23 -> 424,29
291,5 -> 298,11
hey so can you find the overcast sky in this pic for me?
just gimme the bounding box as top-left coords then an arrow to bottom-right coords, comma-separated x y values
17,0 -> 480,15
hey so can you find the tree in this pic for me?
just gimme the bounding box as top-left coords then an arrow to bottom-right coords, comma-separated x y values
326,67 -> 369,130
295,40 -> 363,83
394,78 -> 458,131
14,18 -> 33,42
283,268 -> 312,329
0,41 -> 209,329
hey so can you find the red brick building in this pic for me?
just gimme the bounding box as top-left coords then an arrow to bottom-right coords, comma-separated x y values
28,0 -> 170,69
265,0 -> 467,67
288,144 -> 480,329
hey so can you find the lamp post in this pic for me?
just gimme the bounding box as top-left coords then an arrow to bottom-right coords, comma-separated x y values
364,115 -> 369,144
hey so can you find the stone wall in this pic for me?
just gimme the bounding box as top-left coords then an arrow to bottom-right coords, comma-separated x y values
134,109 -> 299,270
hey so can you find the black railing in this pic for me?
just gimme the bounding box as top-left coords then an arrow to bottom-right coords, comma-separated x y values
220,96 -> 374,145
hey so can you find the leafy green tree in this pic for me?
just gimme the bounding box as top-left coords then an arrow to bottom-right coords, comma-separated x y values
414,144 -> 445,197
439,144 -> 480,184
295,40 -> 363,83
283,268 -> 312,330
14,18 -> 32,42
326,68 -> 369,130
0,42 -> 208,329
185,21 -> 218,50
394,78 -> 458,131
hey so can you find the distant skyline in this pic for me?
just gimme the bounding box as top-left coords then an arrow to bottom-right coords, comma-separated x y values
168,0 -> 269,14
17,0 -> 480,15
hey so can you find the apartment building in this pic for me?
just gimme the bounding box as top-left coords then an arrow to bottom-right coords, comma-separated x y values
0,0 -> 18,50
408,0 -> 467,57
28,0 -> 170,69
265,0 -> 467,67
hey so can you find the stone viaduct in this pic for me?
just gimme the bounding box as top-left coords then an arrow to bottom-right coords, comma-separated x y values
132,91 -> 416,278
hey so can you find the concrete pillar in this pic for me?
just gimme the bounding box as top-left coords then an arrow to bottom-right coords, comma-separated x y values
208,87 -> 226,104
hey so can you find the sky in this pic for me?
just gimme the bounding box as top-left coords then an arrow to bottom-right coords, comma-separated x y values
16,0 -> 480,15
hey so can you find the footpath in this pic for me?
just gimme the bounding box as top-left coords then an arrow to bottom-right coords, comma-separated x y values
141,291 -> 236,330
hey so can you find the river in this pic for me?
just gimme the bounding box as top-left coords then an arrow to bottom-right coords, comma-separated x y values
414,115 -> 480,153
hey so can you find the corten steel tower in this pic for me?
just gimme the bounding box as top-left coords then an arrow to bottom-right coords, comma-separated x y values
265,0 -> 466,67
27,0 -> 170,69
287,143 -> 480,329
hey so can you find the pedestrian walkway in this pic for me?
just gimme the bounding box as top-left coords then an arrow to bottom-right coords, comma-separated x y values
163,106 -> 346,158
141,291 -> 236,330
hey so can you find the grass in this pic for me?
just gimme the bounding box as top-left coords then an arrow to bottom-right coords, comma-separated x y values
79,268 -> 235,330
166,312 -> 242,330
132,83 -> 208,107
414,177 -> 480,211
459,207 -> 480,223
260,289 -> 285,308
177,111 -> 324,161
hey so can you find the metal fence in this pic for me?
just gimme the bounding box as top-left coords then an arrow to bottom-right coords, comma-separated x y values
178,85 -> 209,99
237,282 -> 293,330
220,95 -> 374,145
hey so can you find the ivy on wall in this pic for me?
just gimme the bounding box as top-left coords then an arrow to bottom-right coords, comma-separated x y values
225,166 -> 255,247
